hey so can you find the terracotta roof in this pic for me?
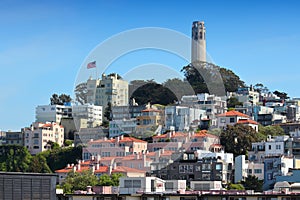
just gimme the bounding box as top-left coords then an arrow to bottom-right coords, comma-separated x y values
112,166 -> 145,173
237,119 -> 259,125
153,132 -> 187,139
142,108 -> 161,112
210,144 -> 223,147
217,110 -> 250,118
146,150 -> 174,157
90,136 -> 147,143
94,166 -> 108,173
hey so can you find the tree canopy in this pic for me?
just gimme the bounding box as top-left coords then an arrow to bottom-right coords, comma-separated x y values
227,97 -> 243,109
50,93 -> 72,105
62,170 -> 98,193
130,81 -> 177,105
39,146 -> 82,172
0,145 -> 51,173
181,62 -> 245,94
220,124 -> 259,157
241,175 -> 263,192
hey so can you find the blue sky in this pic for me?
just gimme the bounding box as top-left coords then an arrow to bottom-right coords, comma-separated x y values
1,0 -> 300,131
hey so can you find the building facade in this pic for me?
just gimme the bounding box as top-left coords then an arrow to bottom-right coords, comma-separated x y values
24,122 -> 64,155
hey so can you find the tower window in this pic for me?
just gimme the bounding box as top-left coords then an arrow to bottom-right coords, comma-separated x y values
200,32 -> 203,39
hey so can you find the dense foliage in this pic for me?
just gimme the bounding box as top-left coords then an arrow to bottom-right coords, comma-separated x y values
62,170 -> 98,193
50,93 -> 72,105
0,145 -> 50,173
241,175 -> 263,192
181,62 -> 245,94
39,146 -> 82,172
220,124 -> 258,157
131,81 -> 177,105
62,171 -> 124,193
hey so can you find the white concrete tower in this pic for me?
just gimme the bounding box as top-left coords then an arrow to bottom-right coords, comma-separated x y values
191,21 -> 206,63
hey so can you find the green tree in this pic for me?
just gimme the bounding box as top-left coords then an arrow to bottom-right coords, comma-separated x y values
50,93 -> 72,105
220,124 -> 258,157
28,154 -> 52,173
99,174 -> 114,186
98,173 -> 124,186
258,125 -> 285,140
227,97 -> 243,108
111,173 -> 124,186
64,139 -> 73,147
0,145 -> 32,172
131,82 -> 177,105
40,146 -> 82,172
241,175 -> 263,192
181,62 -> 245,94
163,78 -> 195,101
104,102 -> 112,121
227,183 -> 245,190
62,170 -> 98,193
273,90 -> 289,100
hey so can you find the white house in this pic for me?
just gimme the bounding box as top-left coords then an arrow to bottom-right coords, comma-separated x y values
119,177 -> 165,194
24,122 -> 64,155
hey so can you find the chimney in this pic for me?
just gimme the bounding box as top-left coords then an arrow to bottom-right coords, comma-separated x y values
120,135 -> 124,140
77,164 -> 81,171
109,165 -> 113,175
90,139 -> 93,142
91,165 -> 95,173
73,166 -> 76,172
104,137 -> 107,141
156,150 -> 161,158
116,136 -> 120,143
96,154 -> 101,162
96,163 -> 100,170
167,131 -> 172,138
86,186 -> 93,194
113,162 -> 117,170
67,164 -> 70,168
135,153 -> 140,160
161,148 -> 165,154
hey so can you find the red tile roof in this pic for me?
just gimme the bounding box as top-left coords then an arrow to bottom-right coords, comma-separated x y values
217,110 -> 250,118
90,136 -> 147,143
112,166 -> 145,173
237,119 -> 259,125
94,166 -> 108,173
153,132 -> 187,139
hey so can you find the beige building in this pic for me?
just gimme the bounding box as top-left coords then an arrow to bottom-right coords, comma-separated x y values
136,108 -> 164,135
86,74 -> 129,111
24,122 -> 64,155
82,135 -> 147,160
72,104 -> 102,128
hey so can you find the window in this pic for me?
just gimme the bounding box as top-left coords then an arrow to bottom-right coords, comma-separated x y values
124,180 -> 141,188
269,145 -> 271,150
221,118 -> 226,123
215,163 -> 222,170
195,166 -> 201,171
179,165 -> 193,173
248,169 -> 252,174
230,118 -> 235,123
254,169 -> 262,174
267,173 -> 272,180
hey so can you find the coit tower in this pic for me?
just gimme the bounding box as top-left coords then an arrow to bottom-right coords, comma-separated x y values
191,21 -> 206,63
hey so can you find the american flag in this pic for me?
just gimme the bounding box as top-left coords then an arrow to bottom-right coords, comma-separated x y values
87,61 -> 96,69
